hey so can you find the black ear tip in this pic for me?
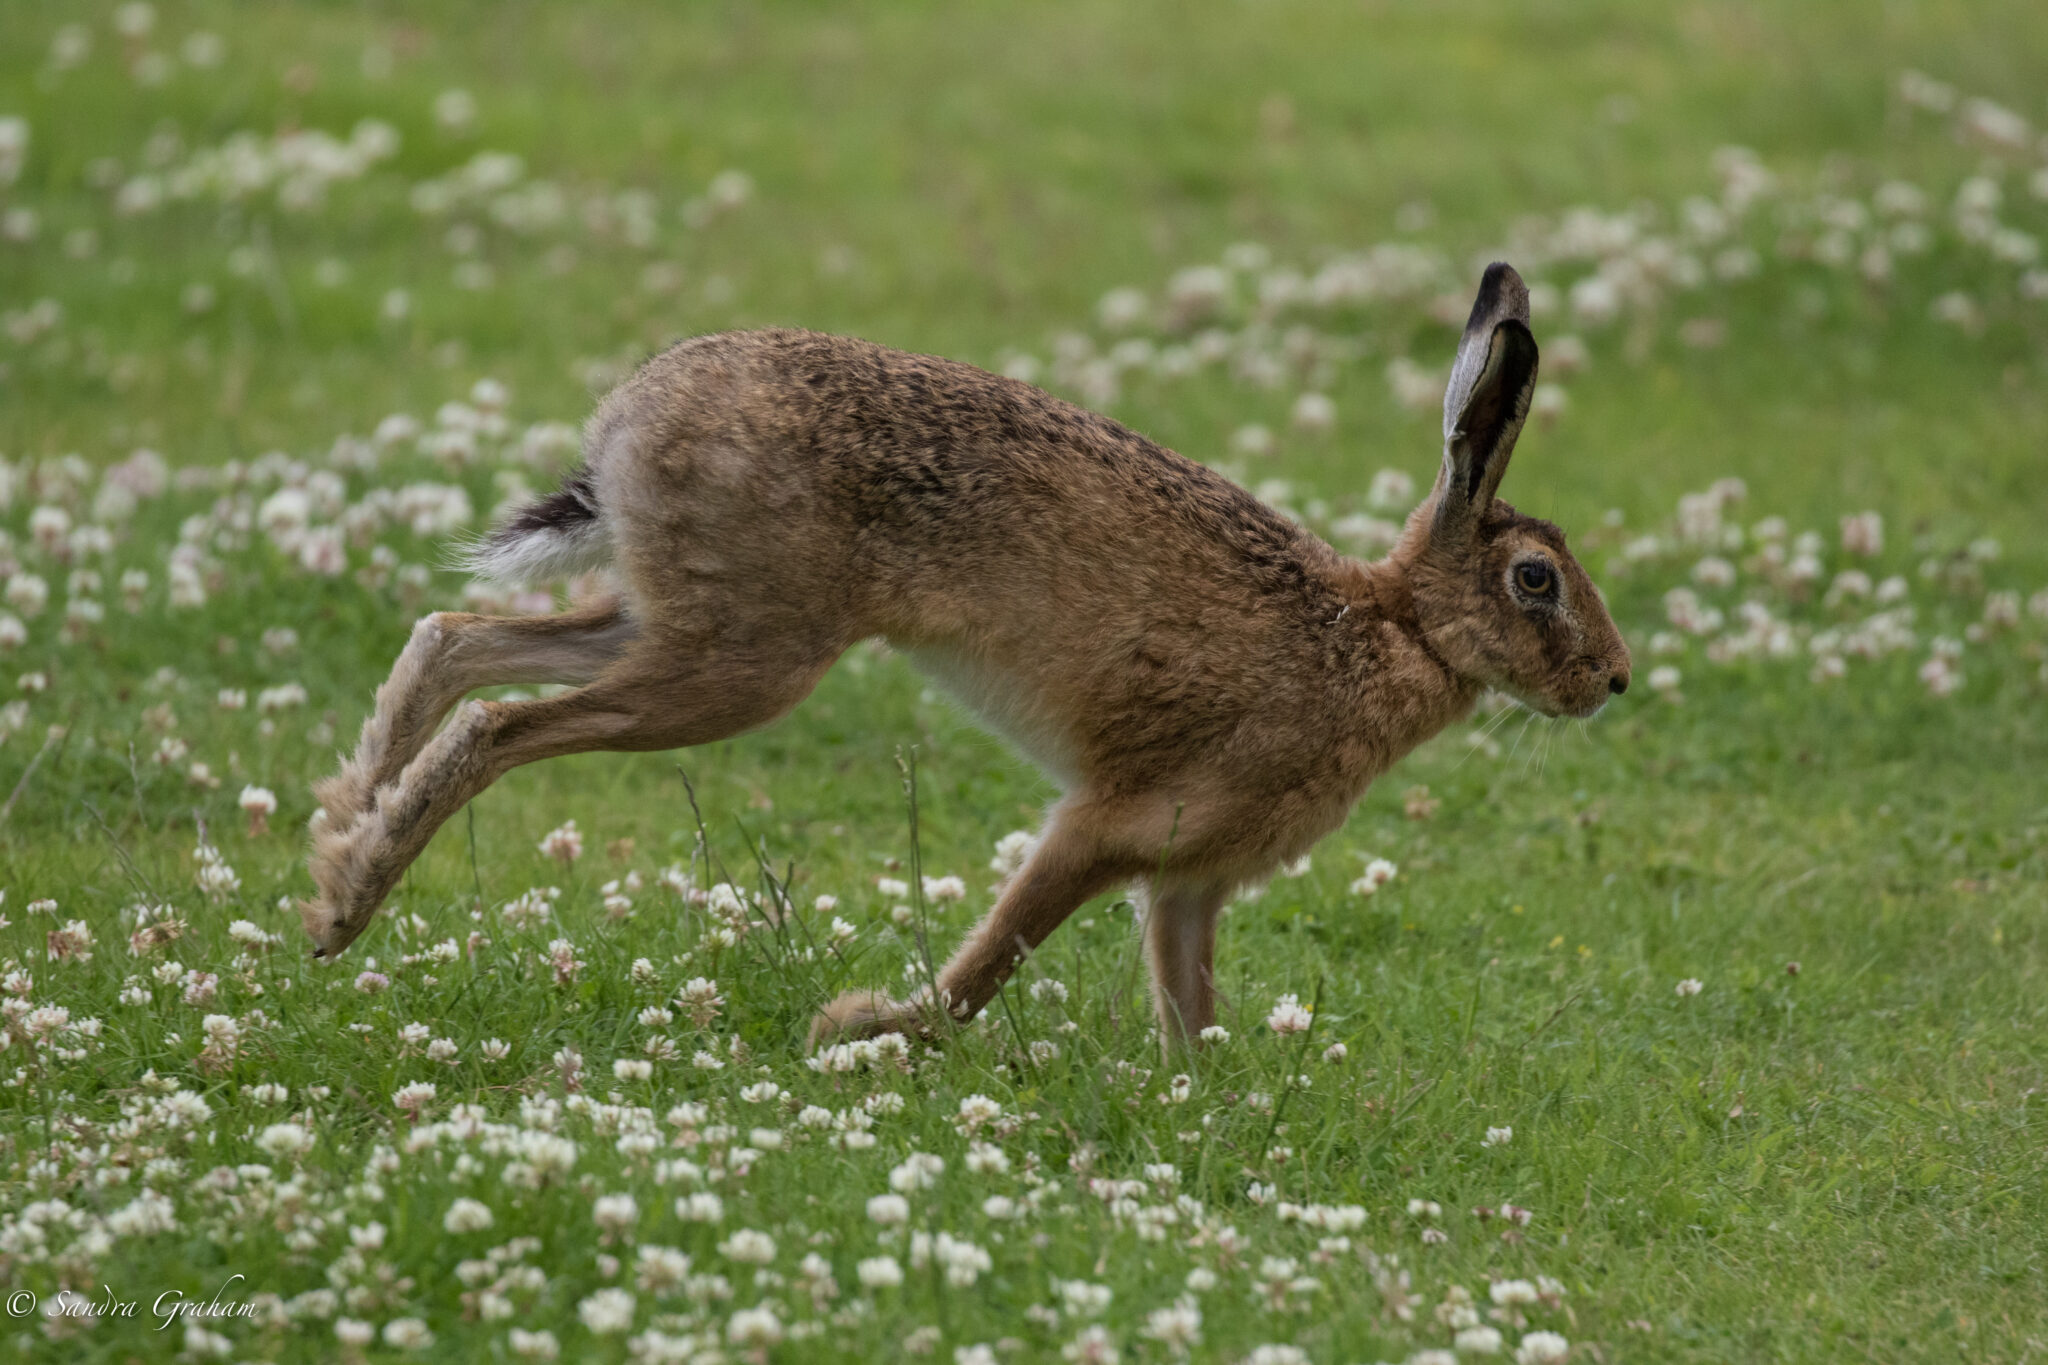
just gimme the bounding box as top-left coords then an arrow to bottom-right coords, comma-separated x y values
312,947 -> 325,959
1467,262 -> 1530,333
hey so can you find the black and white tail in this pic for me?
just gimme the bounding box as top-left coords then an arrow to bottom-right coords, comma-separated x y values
461,463 -> 615,587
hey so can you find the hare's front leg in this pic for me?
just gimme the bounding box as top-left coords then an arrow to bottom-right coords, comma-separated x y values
313,599 -> 636,831
811,809 -> 1131,1045
1144,877 -> 1231,1049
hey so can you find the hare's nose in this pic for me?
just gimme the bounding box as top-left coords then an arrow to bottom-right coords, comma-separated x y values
1608,670 -> 1629,695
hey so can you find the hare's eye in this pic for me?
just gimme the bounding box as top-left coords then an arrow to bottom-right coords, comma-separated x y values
1515,562 -> 1555,595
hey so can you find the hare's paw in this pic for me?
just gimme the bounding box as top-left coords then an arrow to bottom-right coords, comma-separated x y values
311,767 -> 375,834
808,990 -> 932,1049
301,806 -> 391,957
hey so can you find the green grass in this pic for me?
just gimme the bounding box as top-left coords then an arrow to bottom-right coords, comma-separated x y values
1,2 -> 2045,1362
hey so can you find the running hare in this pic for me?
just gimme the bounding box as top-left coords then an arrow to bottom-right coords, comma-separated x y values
303,262 -> 1628,1049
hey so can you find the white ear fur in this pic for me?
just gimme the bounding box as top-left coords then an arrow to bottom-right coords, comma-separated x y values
1433,263 -> 1539,542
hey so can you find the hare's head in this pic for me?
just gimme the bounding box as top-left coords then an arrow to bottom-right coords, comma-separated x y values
1399,263 -> 1630,719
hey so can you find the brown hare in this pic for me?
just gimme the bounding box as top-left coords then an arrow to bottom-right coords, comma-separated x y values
302,262 -> 1629,1051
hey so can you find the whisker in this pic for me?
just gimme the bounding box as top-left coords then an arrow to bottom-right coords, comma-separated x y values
1525,715 -> 1556,777
1481,701 -> 1520,739
1505,711 -> 1538,766
1449,696 -> 1521,772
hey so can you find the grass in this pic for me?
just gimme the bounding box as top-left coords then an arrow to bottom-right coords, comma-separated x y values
1,2 -> 2045,1361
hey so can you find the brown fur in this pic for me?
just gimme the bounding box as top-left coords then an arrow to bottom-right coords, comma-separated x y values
301,263 -> 1629,1055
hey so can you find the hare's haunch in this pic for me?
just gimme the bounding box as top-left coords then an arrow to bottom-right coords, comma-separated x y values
303,263 -> 1630,1051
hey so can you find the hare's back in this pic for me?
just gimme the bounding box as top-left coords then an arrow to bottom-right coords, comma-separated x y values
608,327 -> 1345,646
775,334 -> 1335,602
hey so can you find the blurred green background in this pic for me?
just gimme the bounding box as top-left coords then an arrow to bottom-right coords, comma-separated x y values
1,4 -> 2046,1362
4,0 -> 2045,542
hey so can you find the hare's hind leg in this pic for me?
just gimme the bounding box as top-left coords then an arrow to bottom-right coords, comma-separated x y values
811,807 -> 1133,1045
303,631 -> 840,957
313,599 -> 636,831
1145,878 -> 1231,1049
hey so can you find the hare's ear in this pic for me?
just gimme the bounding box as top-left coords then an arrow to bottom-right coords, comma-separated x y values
1433,262 -> 1539,543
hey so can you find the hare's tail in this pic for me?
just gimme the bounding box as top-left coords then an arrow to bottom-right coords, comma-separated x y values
459,462 -> 614,587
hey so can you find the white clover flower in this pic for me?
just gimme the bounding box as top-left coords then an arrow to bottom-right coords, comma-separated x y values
912,1231 -> 992,1287
194,843 -> 240,902
718,1229 -> 776,1265
991,830 -> 1038,878
634,1245 -> 692,1295
45,919 -> 93,963
1514,1331 -> 1570,1364
1376,472 -> 1425,519
1676,978 -> 1703,997
857,1255 -> 904,1289
1098,286 -> 1149,331
1198,1025 -> 1230,1044
443,1197 -> 495,1234
236,784 -> 277,829
392,1081 -> 437,1116
726,1304 -> 783,1346
1241,1346 -> 1309,1365
256,1122 -> 315,1160
1291,392 -> 1336,433
104,1189 -> 177,1238
1482,1125 -> 1513,1148
1143,1295 -> 1203,1348
577,1287 -> 636,1335
1266,993 -> 1313,1035
1349,858 -> 1398,897
675,1192 -> 724,1223
593,1194 -> 639,1234
868,1193 -> 910,1225
1062,1324 -> 1121,1364
434,88 -> 478,132
1029,978 -> 1070,1005
676,977 -> 725,1027
537,820 -> 583,863
382,1317 -> 434,1349
888,1152 -> 945,1193
507,1328 -> 559,1359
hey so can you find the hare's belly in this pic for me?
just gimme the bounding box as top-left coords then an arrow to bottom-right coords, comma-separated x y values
903,645 -> 1081,789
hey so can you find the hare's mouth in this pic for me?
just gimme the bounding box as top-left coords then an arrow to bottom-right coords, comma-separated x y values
1495,683 -> 1606,721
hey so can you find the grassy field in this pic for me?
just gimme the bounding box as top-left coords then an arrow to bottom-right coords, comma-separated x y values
2,2 -> 2046,1361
